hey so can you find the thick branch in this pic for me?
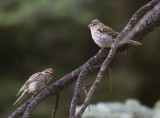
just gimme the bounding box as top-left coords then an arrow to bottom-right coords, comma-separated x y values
69,51 -> 105,118
9,1 -> 160,118
116,0 -> 159,41
9,50 -> 108,118
69,66 -> 90,118
123,2 -> 160,42
117,0 -> 159,51
76,2 -> 160,117
76,48 -> 117,118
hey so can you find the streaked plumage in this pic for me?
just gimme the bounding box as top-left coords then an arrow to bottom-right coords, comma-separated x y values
13,68 -> 56,106
88,19 -> 141,48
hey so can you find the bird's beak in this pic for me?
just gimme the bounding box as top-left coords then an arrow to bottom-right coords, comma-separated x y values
88,24 -> 92,28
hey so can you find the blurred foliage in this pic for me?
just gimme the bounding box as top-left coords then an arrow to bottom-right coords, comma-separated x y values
76,99 -> 156,118
0,0 -> 97,26
0,0 -> 160,118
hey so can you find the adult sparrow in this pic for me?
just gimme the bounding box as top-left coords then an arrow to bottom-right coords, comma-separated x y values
88,19 -> 141,49
13,68 -> 56,106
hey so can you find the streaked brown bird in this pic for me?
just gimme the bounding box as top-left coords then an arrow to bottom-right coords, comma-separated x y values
13,68 -> 56,106
88,19 -> 141,49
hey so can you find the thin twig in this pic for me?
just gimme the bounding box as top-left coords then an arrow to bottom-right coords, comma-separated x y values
69,68 -> 89,118
76,47 -> 117,118
76,2 -> 160,118
116,0 -> 159,42
88,65 -> 101,71
20,50 -> 108,118
83,89 -> 90,112
8,1 -> 160,118
108,67 -> 113,92
83,83 -> 93,112
52,94 -> 59,118
123,2 -> 160,42
83,83 -> 93,90
69,51 -> 108,118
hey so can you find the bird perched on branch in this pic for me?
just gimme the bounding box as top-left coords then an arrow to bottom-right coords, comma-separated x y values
88,19 -> 141,92
13,68 -> 56,106
88,19 -> 141,49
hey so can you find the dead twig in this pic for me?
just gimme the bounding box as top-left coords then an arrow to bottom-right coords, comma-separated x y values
52,94 -> 59,118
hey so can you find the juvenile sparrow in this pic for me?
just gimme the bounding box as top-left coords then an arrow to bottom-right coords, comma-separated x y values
13,68 -> 56,106
88,19 -> 141,49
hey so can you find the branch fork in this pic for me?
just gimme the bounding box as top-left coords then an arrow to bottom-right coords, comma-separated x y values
9,0 -> 160,118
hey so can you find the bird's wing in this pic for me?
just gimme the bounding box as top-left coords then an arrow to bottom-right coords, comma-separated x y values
98,25 -> 119,38
16,72 -> 42,96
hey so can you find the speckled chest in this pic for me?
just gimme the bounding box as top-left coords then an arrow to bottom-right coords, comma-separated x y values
90,28 -> 114,48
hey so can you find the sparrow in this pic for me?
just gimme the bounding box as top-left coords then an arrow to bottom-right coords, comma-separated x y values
88,19 -> 142,92
88,19 -> 142,49
13,68 -> 56,106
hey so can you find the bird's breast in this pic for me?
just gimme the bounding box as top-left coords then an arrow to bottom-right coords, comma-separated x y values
91,29 -> 114,48
28,81 -> 39,93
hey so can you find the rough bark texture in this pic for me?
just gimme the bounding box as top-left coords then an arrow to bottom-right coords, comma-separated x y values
9,0 -> 160,118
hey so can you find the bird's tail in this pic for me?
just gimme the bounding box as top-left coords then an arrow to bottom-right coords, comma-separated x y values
13,89 -> 28,106
120,40 -> 142,46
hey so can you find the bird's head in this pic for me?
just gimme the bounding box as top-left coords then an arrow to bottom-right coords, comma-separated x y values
88,19 -> 103,29
43,68 -> 56,78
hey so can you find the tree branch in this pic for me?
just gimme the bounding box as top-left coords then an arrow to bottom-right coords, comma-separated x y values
76,47 -> 117,118
9,0 -> 160,118
117,0 -> 159,41
9,50 -> 108,118
117,0 -> 159,52
69,65 -> 90,118
52,94 -> 59,118
76,2 -> 160,117
69,51 -> 105,118
122,2 -> 160,43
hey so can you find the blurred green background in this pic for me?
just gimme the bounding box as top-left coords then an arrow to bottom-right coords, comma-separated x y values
0,0 -> 160,117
